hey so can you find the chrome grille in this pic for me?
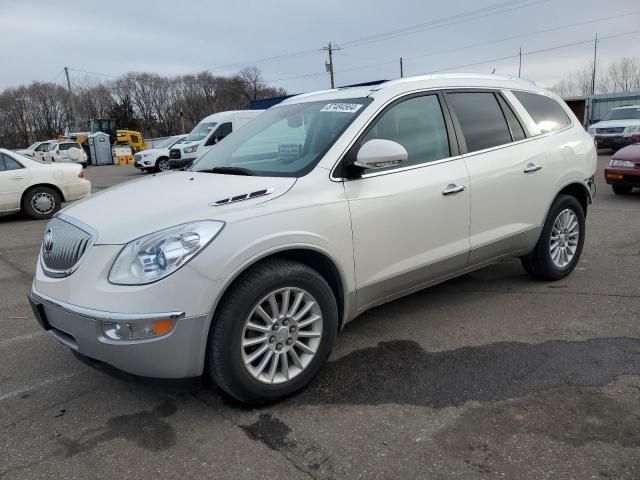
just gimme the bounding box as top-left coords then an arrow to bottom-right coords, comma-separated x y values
41,217 -> 95,278
596,127 -> 625,134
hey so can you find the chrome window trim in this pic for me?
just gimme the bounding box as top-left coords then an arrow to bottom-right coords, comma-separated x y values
30,289 -> 185,322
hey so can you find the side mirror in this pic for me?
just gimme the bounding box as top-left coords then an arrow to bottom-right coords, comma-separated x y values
354,139 -> 408,169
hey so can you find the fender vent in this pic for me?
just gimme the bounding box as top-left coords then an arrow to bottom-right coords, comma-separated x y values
210,188 -> 274,206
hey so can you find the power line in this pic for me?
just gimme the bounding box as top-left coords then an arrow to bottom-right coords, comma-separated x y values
67,67 -> 119,79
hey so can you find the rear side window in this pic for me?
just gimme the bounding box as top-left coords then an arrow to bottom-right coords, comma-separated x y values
59,143 -> 81,151
1,154 -> 24,171
497,95 -> 526,141
512,91 -> 571,134
360,94 -> 451,172
447,92 -> 512,153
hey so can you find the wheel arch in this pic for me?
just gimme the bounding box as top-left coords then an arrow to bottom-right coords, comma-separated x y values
21,183 -> 66,205
208,246 -> 351,336
556,181 -> 591,217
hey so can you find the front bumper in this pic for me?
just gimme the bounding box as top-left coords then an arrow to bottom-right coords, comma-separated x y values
28,289 -> 209,378
604,167 -> 640,187
168,158 -> 195,169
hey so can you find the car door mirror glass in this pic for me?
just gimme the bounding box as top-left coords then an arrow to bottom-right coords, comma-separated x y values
354,139 -> 408,170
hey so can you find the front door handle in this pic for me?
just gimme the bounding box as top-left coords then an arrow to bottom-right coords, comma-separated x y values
442,184 -> 465,196
11,176 -> 24,180
524,163 -> 542,173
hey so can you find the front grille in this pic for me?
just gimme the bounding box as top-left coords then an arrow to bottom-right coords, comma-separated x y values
596,127 -> 625,134
169,148 -> 181,159
41,217 -> 95,278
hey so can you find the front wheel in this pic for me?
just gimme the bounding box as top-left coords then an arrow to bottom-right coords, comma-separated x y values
156,158 -> 170,172
521,194 -> 585,281
208,259 -> 338,405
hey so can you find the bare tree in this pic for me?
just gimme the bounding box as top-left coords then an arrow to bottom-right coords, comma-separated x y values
608,57 -> 640,93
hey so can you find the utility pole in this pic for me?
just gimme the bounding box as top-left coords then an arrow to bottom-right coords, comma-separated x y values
518,46 -> 522,77
591,33 -> 598,96
400,57 -> 404,78
323,42 -> 339,88
64,66 -> 78,132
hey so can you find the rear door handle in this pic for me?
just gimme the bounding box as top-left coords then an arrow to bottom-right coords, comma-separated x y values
524,163 -> 542,173
442,184 -> 465,196
11,176 -> 24,180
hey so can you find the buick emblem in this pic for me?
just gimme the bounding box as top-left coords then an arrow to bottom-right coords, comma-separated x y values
43,229 -> 54,254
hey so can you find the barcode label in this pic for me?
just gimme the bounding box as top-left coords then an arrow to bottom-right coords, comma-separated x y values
320,103 -> 363,113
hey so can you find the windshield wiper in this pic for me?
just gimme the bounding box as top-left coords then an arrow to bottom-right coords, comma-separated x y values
203,166 -> 254,176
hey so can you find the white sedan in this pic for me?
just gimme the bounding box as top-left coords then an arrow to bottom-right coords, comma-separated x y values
0,149 -> 91,219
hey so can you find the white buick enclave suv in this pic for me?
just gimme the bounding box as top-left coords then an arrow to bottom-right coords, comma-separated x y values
30,74 -> 597,404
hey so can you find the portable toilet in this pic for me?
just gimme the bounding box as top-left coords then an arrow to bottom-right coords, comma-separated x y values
88,132 -> 113,165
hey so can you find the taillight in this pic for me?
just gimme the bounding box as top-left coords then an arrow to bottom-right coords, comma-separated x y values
78,170 -> 85,179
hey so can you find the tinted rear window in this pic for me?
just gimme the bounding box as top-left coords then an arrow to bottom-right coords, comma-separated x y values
59,143 -> 81,151
512,91 -> 571,133
447,92 -> 512,153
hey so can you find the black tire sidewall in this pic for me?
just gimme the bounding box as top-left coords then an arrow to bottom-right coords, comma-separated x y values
541,195 -> 586,278
210,261 -> 338,404
22,186 -> 61,220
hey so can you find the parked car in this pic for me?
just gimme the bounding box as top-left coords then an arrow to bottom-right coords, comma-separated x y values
134,135 -> 186,172
0,149 -> 91,219
44,141 -> 88,167
588,105 -> 640,150
29,74 -> 596,404
169,110 -> 263,169
604,143 -> 640,194
15,140 -> 56,160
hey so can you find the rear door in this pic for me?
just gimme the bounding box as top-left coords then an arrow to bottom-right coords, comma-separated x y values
444,89 -> 552,263
0,154 -> 29,212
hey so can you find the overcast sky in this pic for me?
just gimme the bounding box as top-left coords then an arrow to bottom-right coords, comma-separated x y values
1,0 -> 638,93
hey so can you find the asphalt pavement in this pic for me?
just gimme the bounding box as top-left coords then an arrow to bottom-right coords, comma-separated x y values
1,154 -> 639,479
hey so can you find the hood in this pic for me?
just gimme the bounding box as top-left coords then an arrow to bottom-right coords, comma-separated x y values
591,119 -> 640,129
62,171 -> 295,244
175,141 -> 199,150
612,144 -> 640,161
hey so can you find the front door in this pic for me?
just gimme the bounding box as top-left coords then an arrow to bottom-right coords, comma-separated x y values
343,93 -> 471,311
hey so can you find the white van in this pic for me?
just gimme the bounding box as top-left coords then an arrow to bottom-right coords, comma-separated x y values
168,110 -> 263,169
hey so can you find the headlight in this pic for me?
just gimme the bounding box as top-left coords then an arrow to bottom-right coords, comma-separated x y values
610,159 -> 635,168
587,127 -> 596,135
184,145 -> 199,154
109,220 -> 224,285
624,126 -> 640,134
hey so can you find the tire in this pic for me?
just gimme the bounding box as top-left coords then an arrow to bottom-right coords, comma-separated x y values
156,157 -> 170,172
208,259 -> 338,405
521,194 -> 585,281
81,162 -> 88,169
612,185 -> 633,195
22,186 -> 62,220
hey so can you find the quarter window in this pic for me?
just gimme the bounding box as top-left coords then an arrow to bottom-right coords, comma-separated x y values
512,91 -> 571,134
447,92 -> 512,153
359,94 -> 450,173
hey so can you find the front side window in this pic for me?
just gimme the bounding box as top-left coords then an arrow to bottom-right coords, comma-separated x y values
358,94 -> 450,173
35,142 -> 51,152
447,92 -> 512,153
193,98 -> 370,177
206,122 -> 233,146
512,91 -> 571,133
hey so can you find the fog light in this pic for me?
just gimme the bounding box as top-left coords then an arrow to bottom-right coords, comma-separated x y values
102,318 -> 176,340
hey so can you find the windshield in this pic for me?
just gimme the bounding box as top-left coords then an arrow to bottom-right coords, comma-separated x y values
185,122 -> 217,142
604,107 -> 640,121
192,99 -> 371,177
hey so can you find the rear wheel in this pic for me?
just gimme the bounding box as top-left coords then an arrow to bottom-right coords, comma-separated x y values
208,259 -> 337,405
22,186 -> 61,220
612,185 -> 633,195
521,194 -> 585,281
156,158 -> 170,172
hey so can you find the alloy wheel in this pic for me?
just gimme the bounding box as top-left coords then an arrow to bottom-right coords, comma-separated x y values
549,208 -> 579,268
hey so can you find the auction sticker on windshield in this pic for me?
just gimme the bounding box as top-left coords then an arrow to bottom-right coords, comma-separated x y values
320,103 -> 363,113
